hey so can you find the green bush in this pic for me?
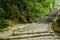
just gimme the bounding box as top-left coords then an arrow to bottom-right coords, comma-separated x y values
55,14 -> 60,27
0,0 -> 54,23
0,8 -> 5,17
52,13 -> 60,28
0,18 -> 9,29
51,17 -> 60,31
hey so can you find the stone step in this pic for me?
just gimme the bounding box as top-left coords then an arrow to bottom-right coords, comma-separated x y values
0,36 -> 54,40
14,23 -> 49,32
9,32 -> 54,39
0,36 -> 60,40
10,38 -> 60,40
13,31 -> 53,36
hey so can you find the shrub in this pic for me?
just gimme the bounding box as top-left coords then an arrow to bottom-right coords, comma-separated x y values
0,0 -> 54,23
0,18 -> 9,29
0,8 -> 5,17
51,16 -> 60,33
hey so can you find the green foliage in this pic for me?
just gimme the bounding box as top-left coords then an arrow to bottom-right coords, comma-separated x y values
0,8 -> 5,17
51,14 -> 60,35
55,14 -> 60,27
0,18 -> 9,29
52,12 -> 60,27
0,0 -> 55,23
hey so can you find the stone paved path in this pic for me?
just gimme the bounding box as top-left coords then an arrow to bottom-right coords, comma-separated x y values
0,10 -> 60,40
6,10 -> 59,40
1,23 -> 59,40
36,10 -> 58,23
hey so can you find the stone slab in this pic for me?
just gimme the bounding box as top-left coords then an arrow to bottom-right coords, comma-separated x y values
15,23 -> 49,33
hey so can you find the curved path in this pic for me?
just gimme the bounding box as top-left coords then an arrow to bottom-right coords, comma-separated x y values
0,10 -> 59,40
36,10 -> 58,23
